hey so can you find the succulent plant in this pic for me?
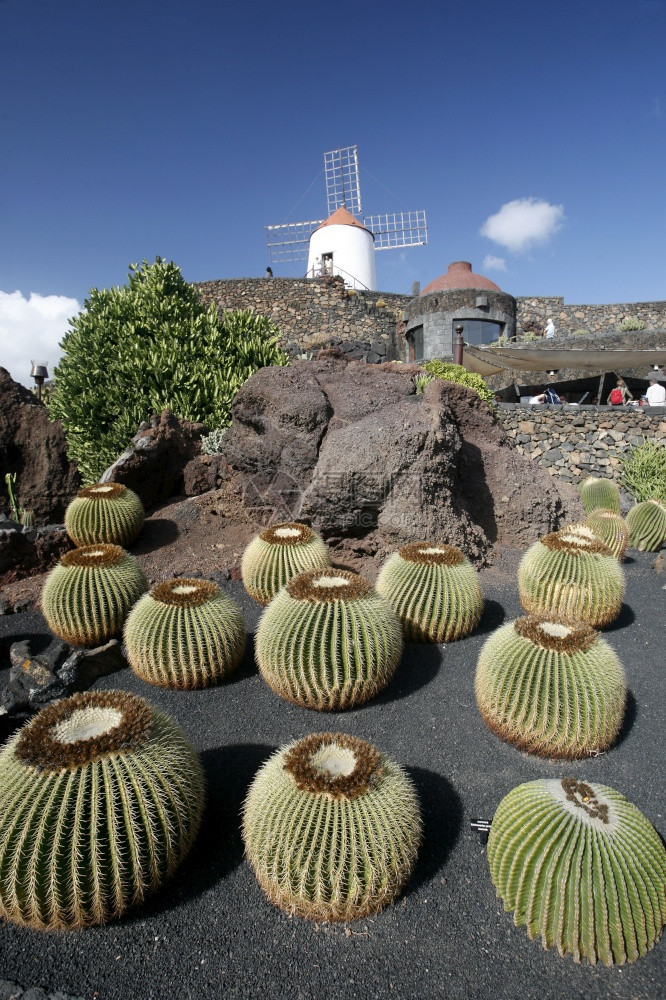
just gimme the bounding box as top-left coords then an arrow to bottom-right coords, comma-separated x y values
578,477 -> 621,515
41,543 -> 148,646
241,522 -> 332,605
375,542 -> 483,642
255,568 -> 403,710
475,616 -> 626,758
487,778 -> 666,965
124,577 -> 246,688
242,732 -> 421,921
518,525 -> 625,627
625,499 -> 666,552
585,509 -> 629,560
65,483 -> 145,547
0,690 -> 204,930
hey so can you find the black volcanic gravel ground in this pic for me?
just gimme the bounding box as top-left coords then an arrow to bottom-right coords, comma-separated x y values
0,548 -> 664,1000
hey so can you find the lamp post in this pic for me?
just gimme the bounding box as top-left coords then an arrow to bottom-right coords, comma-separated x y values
30,361 -> 48,402
453,324 -> 465,367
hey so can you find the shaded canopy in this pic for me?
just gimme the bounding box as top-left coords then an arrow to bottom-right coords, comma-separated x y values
463,346 -> 666,376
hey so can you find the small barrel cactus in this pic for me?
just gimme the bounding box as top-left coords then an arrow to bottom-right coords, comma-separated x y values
42,543 -> 148,646
578,476 -> 621,515
255,568 -> 403,710
0,690 -> 204,930
124,577 -> 246,688
585,508 -> 629,560
487,778 -> 666,965
475,616 -> 626,758
375,542 -> 483,642
518,525 -> 625,627
242,732 -> 422,921
241,522 -> 332,605
65,483 -> 145,547
626,499 -> 666,552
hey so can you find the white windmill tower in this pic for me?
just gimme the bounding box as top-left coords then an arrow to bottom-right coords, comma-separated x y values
265,146 -> 428,291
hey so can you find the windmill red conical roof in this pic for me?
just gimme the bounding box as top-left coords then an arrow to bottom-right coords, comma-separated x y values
313,206 -> 373,236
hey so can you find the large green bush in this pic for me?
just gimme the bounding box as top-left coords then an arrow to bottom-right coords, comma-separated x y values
423,360 -> 495,404
49,258 -> 289,482
620,440 -> 666,503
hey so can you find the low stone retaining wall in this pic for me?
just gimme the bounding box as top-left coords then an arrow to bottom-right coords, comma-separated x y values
496,404 -> 666,483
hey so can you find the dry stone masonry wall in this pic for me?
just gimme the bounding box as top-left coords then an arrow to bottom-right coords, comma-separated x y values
516,297 -> 666,337
497,404 -> 666,483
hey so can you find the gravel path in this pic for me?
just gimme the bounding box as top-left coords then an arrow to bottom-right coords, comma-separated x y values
0,548 -> 664,1000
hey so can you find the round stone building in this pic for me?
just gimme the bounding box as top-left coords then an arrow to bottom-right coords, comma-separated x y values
404,261 -> 516,362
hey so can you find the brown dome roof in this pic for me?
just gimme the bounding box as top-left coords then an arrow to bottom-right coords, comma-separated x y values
421,261 -> 501,295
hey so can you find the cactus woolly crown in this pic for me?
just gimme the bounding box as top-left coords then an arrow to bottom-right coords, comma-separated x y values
60,543 -> 126,569
284,733 -> 384,799
398,542 -> 466,567
541,527 -> 612,557
76,483 -> 127,501
514,616 -> 597,654
150,578 -> 220,607
286,568 -> 373,603
259,522 -> 316,546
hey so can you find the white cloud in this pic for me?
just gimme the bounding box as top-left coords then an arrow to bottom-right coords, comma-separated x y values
480,198 -> 564,253
0,291 -> 80,387
483,254 -> 507,272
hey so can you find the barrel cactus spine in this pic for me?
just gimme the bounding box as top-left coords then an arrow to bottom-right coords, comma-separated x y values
241,522 -> 331,605
585,508 -> 629,560
626,499 -> 666,552
475,616 -> 626,758
65,482 -> 145,547
375,542 -> 483,642
0,690 -> 204,930
487,778 -> 666,965
124,577 -> 246,688
41,543 -> 148,646
255,568 -> 403,710
578,476 -> 621,515
517,525 -> 625,627
242,732 -> 422,921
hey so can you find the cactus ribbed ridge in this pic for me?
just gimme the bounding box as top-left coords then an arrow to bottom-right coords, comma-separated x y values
124,578 -> 246,688
487,778 -> 666,965
65,483 -> 145,547
255,568 -> 403,710
375,542 -> 483,642
475,617 -> 626,758
41,544 -> 148,646
626,499 -> 666,552
241,522 -> 331,605
518,526 -> 625,627
0,690 -> 204,930
585,509 -> 629,560
579,477 -> 621,515
242,732 -> 422,921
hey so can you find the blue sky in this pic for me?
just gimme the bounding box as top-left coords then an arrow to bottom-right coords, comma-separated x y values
1,0 -> 664,383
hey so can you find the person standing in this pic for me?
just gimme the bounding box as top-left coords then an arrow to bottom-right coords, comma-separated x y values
544,318 -> 556,339
645,377 -> 666,405
607,378 -> 633,405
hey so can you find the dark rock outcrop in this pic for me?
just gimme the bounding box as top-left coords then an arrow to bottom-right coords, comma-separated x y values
100,410 -> 206,509
0,367 -> 80,523
216,360 -> 583,565
0,522 -> 73,586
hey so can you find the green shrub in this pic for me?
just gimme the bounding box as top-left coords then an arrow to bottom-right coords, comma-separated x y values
518,330 -> 539,342
49,258 -> 289,482
620,440 -> 666,503
570,328 -> 590,337
200,428 -> 228,455
423,360 -> 495,404
413,373 -> 434,394
617,316 -> 645,332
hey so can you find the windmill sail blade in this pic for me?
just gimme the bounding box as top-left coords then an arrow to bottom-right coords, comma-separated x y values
265,220 -> 323,262
324,146 -> 362,216
364,211 -> 428,250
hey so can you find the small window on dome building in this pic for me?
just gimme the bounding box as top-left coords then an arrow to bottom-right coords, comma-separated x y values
454,319 -> 504,346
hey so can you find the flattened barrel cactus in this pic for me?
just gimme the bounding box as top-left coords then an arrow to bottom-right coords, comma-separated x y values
0,690 -> 204,930
375,542 -> 483,642
41,543 -> 148,646
626,499 -> 666,552
242,732 -> 421,921
578,477 -> 621,515
241,522 -> 331,605
124,578 -> 246,688
65,483 -> 145,547
487,778 -> 666,965
518,525 -> 625,627
255,568 -> 403,710
475,616 -> 626,758
585,509 -> 629,560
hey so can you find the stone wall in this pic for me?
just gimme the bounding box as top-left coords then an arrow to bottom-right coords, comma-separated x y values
195,276 -> 410,362
516,297 -> 666,337
496,404 -> 666,483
